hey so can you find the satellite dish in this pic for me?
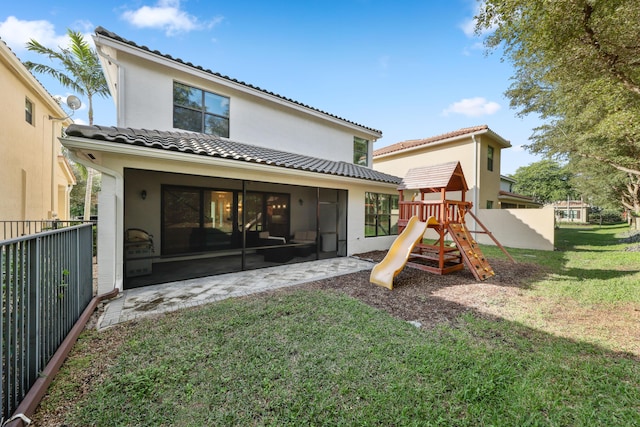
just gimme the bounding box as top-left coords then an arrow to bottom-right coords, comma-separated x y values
66,95 -> 82,111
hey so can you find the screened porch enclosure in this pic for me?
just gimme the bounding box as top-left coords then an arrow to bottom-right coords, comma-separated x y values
123,169 -> 347,288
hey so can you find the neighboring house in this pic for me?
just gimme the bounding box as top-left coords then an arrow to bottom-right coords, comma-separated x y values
372,125 -> 511,213
0,38 -> 76,227
552,200 -> 591,223
60,27 -> 402,294
373,126 -> 555,251
499,175 -> 542,209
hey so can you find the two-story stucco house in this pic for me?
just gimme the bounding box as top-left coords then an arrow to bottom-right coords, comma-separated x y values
60,27 -> 402,294
372,125 -> 555,251
372,125 -> 511,213
0,38 -> 76,232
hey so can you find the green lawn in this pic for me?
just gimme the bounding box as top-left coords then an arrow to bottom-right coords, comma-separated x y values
37,224 -> 640,426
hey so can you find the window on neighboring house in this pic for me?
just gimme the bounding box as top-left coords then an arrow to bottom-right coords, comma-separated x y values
25,98 -> 34,125
353,137 -> 369,166
173,82 -> 230,137
365,192 -> 399,237
487,145 -> 494,171
486,200 -> 494,209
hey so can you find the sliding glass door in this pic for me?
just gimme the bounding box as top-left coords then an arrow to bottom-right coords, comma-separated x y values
162,185 -> 290,256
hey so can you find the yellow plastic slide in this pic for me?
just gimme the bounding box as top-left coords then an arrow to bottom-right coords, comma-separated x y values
369,215 -> 436,290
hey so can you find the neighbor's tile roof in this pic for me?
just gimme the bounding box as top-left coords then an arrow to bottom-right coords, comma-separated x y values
94,27 -> 382,137
65,125 -> 402,184
373,125 -> 492,157
498,191 -> 536,201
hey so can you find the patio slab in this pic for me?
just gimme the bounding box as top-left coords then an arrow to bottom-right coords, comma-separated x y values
98,257 -> 374,329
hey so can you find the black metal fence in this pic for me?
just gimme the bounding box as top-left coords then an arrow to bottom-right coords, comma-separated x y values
1,224 -> 94,422
0,220 -> 95,242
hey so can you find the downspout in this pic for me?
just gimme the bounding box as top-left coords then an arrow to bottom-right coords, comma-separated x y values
46,118 -> 70,219
96,45 -> 125,126
5,288 -> 119,427
67,150 -> 125,293
471,134 -> 479,219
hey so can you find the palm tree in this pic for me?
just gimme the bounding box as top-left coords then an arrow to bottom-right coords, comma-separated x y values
25,28 -> 109,220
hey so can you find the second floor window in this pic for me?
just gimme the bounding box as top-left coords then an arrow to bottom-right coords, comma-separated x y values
487,145 -> 494,171
354,137 -> 369,166
173,82 -> 230,137
25,97 -> 34,125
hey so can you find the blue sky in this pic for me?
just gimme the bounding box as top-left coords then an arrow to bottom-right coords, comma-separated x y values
0,0 -> 543,175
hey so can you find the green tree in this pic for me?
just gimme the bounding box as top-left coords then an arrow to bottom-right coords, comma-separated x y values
511,160 -> 574,204
475,0 -> 640,213
25,28 -> 109,220
569,157 -> 640,214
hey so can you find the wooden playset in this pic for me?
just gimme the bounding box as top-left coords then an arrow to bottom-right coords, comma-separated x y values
395,161 -> 513,281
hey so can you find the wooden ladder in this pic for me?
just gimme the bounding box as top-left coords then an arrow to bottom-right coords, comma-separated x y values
448,223 -> 495,281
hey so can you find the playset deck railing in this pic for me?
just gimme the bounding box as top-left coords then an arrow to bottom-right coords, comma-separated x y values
398,199 -> 472,229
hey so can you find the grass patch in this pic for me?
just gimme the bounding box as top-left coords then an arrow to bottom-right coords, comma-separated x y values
483,224 -> 640,305
65,291 -> 639,426
36,223 -> 640,426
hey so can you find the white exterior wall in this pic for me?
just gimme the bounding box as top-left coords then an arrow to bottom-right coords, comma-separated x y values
88,149 -> 396,293
90,34 -> 390,293
111,51 -> 375,164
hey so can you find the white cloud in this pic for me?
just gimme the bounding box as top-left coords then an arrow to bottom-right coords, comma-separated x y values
0,16 -> 96,53
0,16 -> 68,52
121,0 -> 222,36
442,97 -> 501,117
460,17 -> 477,38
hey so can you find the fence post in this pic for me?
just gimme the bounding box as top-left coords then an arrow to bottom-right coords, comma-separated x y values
27,239 -> 41,392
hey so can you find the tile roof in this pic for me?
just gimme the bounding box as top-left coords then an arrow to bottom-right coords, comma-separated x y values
64,125 -> 402,185
498,191 -> 536,201
398,161 -> 468,192
94,27 -> 381,137
373,125 -> 502,157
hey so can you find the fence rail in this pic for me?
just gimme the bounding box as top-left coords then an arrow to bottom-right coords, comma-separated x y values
1,224 -> 94,422
0,220 -> 95,242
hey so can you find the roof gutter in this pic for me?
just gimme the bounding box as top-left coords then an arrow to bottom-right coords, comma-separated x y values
60,135 -> 400,188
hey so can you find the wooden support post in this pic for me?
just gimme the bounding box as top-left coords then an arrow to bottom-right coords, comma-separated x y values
467,210 -> 515,263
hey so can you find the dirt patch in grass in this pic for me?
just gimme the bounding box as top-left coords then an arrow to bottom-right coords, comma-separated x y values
303,252 -> 543,329
302,251 -> 638,358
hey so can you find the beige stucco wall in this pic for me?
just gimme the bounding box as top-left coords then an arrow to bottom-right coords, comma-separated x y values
0,42 -> 75,222
475,206 -> 555,251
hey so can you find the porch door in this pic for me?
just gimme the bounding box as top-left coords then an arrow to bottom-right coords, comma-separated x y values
318,189 -> 347,257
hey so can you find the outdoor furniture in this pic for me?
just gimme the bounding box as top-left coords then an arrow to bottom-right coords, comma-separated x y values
291,230 -> 317,256
255,231 -> 294,262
